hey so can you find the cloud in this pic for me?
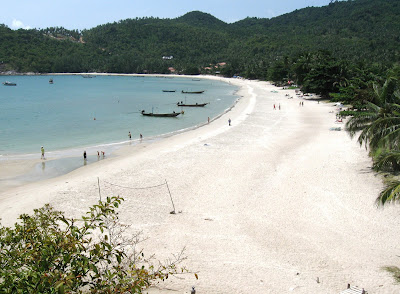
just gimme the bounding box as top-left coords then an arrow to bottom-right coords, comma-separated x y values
11,19 -> 31,30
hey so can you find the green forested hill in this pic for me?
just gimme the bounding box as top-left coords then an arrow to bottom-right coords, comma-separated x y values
81,15 -> 233,73
0,0 -> 399,78
231,0 -> 400,65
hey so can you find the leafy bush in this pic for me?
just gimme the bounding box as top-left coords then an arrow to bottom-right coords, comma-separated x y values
339,110 -> 360,117
0,196 -> 190,293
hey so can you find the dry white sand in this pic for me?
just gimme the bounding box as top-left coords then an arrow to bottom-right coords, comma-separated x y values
1,77 -> 400,293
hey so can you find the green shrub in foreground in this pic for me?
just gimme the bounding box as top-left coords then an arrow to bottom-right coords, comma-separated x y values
0,196 -> 190,293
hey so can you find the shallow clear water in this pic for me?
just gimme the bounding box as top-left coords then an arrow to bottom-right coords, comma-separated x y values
0,75 -> 238,159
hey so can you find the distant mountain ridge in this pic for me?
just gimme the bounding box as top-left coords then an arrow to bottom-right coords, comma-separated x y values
0,0 -> 399,75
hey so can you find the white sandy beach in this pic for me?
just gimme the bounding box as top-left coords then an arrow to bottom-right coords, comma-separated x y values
1,76 -> 399,293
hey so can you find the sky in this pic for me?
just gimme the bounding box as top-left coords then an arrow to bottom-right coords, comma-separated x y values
1,0 -> 335,31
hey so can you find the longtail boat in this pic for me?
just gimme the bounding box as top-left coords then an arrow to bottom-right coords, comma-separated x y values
177,102 -> 208,107
181,90 -> 204,94
141,110 -> 180,117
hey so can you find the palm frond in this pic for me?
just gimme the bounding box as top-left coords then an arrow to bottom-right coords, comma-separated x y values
382,266 -> 400,284
378,123 -> 400,149
373,82 -> 384,106
345,111 -> 378,139
376,180 -> 400,206
373,151 -> 400,172
364,100 -> 381,112
368,117 -> 400,148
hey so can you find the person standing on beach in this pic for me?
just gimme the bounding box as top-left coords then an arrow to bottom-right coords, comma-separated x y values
274,104 -> 276,110
41,146 -> 45,160
128,131 -> 132,140
83,150 -> 87,160
140,133 -> 143,140
228,118 -> 231,126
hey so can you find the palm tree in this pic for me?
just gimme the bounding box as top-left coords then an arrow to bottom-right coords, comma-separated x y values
346,76 -> 400,206
346,78 -> 400,150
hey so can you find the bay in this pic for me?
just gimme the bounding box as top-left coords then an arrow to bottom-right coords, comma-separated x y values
0,75 -> 239,159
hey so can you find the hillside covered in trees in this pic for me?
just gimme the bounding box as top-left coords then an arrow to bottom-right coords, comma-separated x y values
0,0 -> 399,81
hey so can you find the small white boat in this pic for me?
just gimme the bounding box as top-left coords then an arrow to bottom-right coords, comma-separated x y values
2,81 -> 17,86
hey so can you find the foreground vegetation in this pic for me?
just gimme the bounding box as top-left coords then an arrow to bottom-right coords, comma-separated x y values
0,196 -> 190,293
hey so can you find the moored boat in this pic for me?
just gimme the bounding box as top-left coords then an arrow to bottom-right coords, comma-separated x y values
2,81 -> 17,86
177,102 -> 208,107
162,90 -> 176,92
141,110 -> 180,117
181,90 -> 204,94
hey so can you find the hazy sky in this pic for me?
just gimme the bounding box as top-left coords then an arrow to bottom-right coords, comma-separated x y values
2,0 -> 335,30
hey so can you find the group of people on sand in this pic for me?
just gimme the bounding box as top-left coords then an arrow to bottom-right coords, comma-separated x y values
335,113 -> 344,123
41,131 -> 145,163
41,146 -> 106,162
273,104 -> 281,110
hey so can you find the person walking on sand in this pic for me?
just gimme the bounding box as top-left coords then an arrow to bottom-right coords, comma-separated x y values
41,146 -> 45,160
274,104 -> 276,110
228,118 -> 231,126
140,133 -> 143,140
128,131 -> 131,140
279,103 -> 281,110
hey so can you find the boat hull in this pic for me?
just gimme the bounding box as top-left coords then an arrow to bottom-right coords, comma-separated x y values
177,103 -> 208,107
2,82 -> 16,86
181,90 -> 204,94
141,111 -> 180,117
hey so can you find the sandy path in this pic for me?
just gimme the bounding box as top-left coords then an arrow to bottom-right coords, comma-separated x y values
0,78 -> 399,293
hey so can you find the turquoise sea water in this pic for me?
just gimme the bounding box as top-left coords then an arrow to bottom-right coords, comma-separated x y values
0,75 -> 239,160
